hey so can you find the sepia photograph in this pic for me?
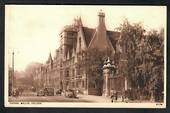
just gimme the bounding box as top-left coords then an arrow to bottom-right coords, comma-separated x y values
5,5 -> 166,108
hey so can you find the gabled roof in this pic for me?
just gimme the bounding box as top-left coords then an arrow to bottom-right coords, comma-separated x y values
88,29 -> 114,51
82,27 -> 120,50
82,27 -> 95,47
46,52 -> 53,64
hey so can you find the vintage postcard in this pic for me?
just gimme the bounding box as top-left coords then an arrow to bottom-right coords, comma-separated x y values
5,5 -> 167,108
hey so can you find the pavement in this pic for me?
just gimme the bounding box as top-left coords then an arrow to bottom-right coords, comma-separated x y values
78,94 -> 112,103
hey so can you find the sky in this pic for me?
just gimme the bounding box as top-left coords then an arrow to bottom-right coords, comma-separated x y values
5,5 -> 166,71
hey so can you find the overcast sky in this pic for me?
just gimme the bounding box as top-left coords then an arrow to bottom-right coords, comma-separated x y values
5,5 -> 166,71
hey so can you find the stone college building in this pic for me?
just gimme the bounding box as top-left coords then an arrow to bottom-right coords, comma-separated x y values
33,10 -> 129,96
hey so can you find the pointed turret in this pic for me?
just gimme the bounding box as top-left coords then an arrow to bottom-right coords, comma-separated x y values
73,16 -> 83,27
97,9 -> 106,31
47,52 -> 53,64
78,16 -> 83,27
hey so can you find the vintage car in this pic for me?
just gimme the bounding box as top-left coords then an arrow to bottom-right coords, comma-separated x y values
12,88 -> 19,97
44,87 -> 54,96
65,89 -> 77,98
56,89 -> 62,95
37,88 -> 54,96
37,89 -> 45,96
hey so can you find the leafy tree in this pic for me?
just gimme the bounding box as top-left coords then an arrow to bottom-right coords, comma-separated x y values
117,19 -> 145,89
145,29 -> 164,101
116,19 -> 164,101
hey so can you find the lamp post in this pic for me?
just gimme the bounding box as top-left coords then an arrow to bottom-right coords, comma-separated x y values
9,49 -> 19,95
11,51 -> 15,91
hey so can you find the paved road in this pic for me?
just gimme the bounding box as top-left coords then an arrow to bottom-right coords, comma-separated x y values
9,91 -> 113,103
78,94 -> 112,103
9,92 -> 155,103
9,95 -> 93,102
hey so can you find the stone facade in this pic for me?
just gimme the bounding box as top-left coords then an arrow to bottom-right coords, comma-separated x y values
33,10 -> 128,95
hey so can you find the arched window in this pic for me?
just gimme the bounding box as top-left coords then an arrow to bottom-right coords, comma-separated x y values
79,37 -> 81,49
66,70 -> 69,77
82,80 -> 84,88
61,48 -> 63,54
72,69 -> 75,77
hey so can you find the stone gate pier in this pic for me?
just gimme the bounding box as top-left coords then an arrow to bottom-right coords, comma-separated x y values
102,57 -> 116,97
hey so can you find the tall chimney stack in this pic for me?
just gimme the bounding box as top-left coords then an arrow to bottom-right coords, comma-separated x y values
97,10 -> 106,32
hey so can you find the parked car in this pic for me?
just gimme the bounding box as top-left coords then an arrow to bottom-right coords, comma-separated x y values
31,87 -> 36,92
56,89 -> 62,95
65,89 -> 77,98
110,90 -> 118,102
76,89 -> 83,94
37,89 -> 45,96
12,88 -> 19,97
44,87 -> 54,96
